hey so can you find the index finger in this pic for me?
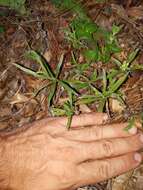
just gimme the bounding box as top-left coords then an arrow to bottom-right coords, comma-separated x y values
50,112 -> 108,128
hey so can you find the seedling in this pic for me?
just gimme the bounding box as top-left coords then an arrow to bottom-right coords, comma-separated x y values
13,51 -> 78,128
112,49 -> 141,72
78,69 -> 127,112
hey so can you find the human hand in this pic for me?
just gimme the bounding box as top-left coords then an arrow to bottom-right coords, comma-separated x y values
0,113 -> 142,190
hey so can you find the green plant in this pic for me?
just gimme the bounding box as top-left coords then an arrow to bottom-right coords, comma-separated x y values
0,26 -> 5,33
0,0 -> 26,13
52,93 -> 75,129
112,49 -> 142,72
64,11 -> 121,63
13,51 -> 78,128
124,116 -> 135,131
14,0 -> 143,129
78,69 -> 127,112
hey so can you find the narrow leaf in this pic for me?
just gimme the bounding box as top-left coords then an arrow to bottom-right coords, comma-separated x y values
25,50 -> 54,78
48,82 -> 57,107
109,74 -> 128,93
55,53 -> 64,78
13,63 -> 43,78
59,80 -> 78,95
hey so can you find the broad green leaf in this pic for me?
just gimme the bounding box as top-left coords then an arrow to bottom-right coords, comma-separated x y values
108,43 -> 121,53
72,19 -> 97,39
84,49 -> 98,61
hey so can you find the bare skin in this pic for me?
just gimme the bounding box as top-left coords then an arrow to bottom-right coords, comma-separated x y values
0,112 -> 142,190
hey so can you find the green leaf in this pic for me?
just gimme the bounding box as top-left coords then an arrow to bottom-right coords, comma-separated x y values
0,0 -> 26,14
98,99 -> 106,112
124,117 -> 135,131
109,74 -> 128,93
0,26 -> 4,33
84,49 -> 98,61
112,57 -> 122,67
72,19 -> 97,39
108,43 -> 121,53
107,69 -> 120,81
112,25 -> 121,36
68,80 -> 88,90
63,101 -> 73,114
67,115 -> 73,130
77,95 -> 97,104
55,54 -> 64,78
126,49 -> 139,65
131,64 -> 143,70
77,63 -> 90,72
90,70 -> 97,81
59,80 -> 78,95
25,50 -> 54,78
48,82 -> 57,107
51,0 -> 86,17
90,85 -> 104,98
13,63 -> 46,79
51,107 -> 66,116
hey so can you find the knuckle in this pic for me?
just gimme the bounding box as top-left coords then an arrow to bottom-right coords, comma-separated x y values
99,160 -> 112,179
93,127 -> 102,140
88,127 -> 103,140
102,140 -> 114,157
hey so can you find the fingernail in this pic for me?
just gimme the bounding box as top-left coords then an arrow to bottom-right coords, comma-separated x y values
139,134 -> 143,143
129,127 -> 137,135
134,153 -> 142,163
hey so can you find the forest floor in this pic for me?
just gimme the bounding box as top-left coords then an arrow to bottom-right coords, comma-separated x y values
0,0 -> 143,189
